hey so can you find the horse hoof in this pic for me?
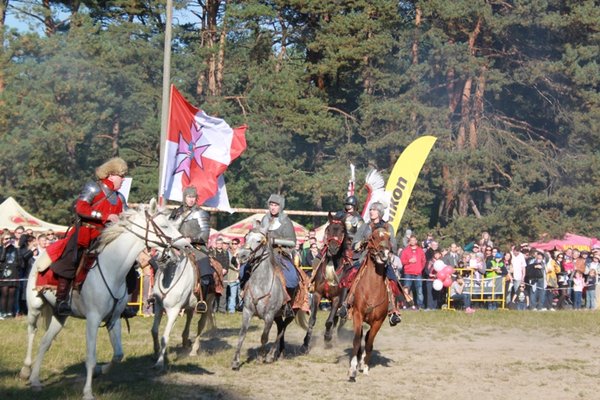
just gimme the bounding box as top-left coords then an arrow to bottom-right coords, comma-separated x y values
30,381 -> 43,391
324,333 -> 333,342
231,362 -> 240,371
19,366 -> 31,380
300,345 -> 310,355
348,376 -> 356,383
152,362 -> 165,371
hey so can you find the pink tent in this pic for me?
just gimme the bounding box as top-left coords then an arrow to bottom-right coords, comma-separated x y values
209,213 -> 308,245
530,233 -> 600,252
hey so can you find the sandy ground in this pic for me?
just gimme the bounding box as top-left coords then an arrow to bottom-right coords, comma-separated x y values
150,311 -> 600,400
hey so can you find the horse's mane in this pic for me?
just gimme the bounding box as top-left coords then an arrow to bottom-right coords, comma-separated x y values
95,209 -> 138,252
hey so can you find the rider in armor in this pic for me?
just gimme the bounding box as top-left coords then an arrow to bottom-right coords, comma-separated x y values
337,201 -> 402,326
169,186 -> 212,313
334,195 -> 364,319
262,194 -> 299,317
40,157 -> 128,316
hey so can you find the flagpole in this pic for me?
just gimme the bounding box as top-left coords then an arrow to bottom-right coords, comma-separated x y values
158,0 -> 173,206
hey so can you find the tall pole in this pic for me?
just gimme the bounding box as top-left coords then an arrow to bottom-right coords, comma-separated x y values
158,0 -> 173,205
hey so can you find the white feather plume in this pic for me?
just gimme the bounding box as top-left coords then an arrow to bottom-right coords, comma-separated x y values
361,168 -> 390,220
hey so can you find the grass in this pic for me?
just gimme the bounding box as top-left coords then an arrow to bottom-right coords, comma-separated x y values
1,309 -> 599,399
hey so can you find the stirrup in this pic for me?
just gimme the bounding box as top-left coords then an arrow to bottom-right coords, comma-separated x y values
196,301 -> 208,314
56,301 -> 72,316
283,303 -> 294,318
121,307 -> 138,319
389,312 -> 402,327
235,299 -> 244,312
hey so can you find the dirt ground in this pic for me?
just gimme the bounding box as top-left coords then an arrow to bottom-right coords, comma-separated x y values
3,310 -> 599,400
152,311 -> 600,400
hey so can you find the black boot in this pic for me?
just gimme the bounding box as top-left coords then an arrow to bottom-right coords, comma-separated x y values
283,287 -> 296,318
55,277 -> 72,316
336,287 -> 349,318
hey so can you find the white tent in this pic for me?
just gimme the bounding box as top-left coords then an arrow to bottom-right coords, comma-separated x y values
0,197 -> 68,233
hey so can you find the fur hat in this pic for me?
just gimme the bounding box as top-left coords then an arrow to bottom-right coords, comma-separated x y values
369,201 -> 385,218
95,157 -> 128,180
267,194 -> 285,210
183,186 -> 198,198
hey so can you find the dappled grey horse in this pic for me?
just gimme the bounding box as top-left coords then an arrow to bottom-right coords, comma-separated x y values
231,224 -> 298,370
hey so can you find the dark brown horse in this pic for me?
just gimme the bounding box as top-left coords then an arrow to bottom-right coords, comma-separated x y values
347,227 -> 391,381
301,213 -> 348,353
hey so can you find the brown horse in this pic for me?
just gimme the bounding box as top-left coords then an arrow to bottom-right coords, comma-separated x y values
348,227 -> 391,381
301,213 -> 348,353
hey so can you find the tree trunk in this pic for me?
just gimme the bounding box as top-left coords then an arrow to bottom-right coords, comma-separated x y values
197,0 -> 223,97
410,6 -> 422,122
443,16 -> 483,219
43,0 -> 56,36
0,0 -> 8,94
469,65 -> 487,149
215,0 -> 228,96
111,116 -> 120,155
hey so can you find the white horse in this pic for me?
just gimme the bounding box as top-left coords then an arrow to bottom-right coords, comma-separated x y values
20,200 -> 188,400
150,251 -> 218,370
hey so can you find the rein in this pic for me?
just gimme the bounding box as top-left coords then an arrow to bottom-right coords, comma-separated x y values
243,232 -> 278,307
155,251 -> 191,299
122,210 -> 183,253
90,258 -> 128,330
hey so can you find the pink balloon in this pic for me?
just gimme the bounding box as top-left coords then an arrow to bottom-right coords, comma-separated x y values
437,270 -> 449,281
442,266 -> 455,276
443,276 -> 453,288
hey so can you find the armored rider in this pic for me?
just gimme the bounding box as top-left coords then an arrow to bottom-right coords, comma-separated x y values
40,157 -> 128,316
169,186 -> 212,313
334,195 -> 364,316
261,194 -> 299,317
337,201 -> 402,326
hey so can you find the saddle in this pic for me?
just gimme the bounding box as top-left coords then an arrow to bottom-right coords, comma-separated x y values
36,251 -> 97,293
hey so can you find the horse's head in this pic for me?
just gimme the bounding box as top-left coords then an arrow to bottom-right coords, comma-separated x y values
367,228 -> 392,264
324,211 -> 345,257
237,221 -> 268,264
110,198 -> 190,252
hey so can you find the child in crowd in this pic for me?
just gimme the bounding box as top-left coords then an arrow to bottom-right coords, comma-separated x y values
512,283 -> 529,310
450,274 -> 475,313
572,270 -> 584,310
586,269 -> 597,310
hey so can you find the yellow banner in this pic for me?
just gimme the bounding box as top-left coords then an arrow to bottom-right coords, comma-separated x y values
385,136 -> 437,235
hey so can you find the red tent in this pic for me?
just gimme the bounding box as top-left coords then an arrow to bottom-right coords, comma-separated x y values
210,213 -> 308,245
530,233 -> 600,252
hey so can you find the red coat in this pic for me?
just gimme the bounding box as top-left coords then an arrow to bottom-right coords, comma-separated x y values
400,245 -> 426,276
47,178 -> 125,262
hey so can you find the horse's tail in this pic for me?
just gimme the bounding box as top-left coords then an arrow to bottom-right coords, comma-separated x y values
27,266 -> 53,331
295,309 -> 309,330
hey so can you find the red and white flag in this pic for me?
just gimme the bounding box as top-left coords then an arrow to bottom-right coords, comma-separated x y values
160,85 -> 247,212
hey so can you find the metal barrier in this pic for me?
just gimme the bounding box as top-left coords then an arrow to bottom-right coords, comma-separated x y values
127,264 -> 328,315
446,268 -> 506,310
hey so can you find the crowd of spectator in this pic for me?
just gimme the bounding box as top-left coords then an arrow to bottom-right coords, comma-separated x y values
0,226 -> 56,319
2,224 -> 598,318
381,230 -> 599,313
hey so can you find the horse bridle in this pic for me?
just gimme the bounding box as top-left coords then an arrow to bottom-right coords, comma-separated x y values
367,229 -> 391,263
325,219 -> 345,255
241,231 -> 271,271
123,209 -> 184,253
